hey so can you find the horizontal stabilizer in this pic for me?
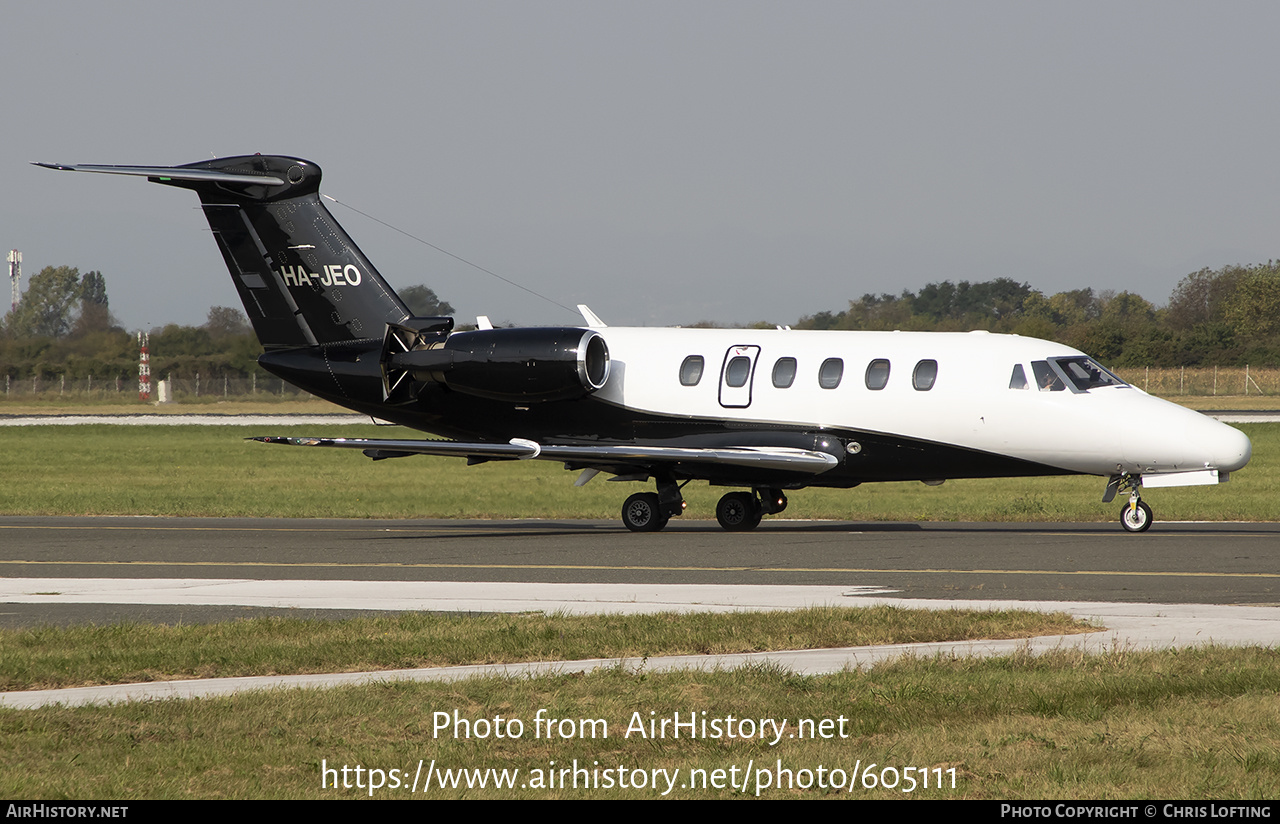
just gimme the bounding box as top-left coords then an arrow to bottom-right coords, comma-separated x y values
33,162 -> 286,186
251,436 -> 840,475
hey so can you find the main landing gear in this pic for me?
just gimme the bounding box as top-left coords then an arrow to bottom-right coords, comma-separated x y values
622,483 -> 787,532
1105,474 -> 1153,533
621,492 -> 669,532
715,488 -> 788,531
621,475 -> 688,532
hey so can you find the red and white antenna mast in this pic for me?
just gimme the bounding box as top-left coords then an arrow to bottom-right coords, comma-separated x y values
138,331 -> 151,402
7,250 -> 19,312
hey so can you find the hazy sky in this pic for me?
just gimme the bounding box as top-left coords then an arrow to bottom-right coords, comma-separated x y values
4,1 -> 1278,331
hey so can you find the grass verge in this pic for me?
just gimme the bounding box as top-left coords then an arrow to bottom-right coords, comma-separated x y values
0,422 -> 1272,521
0,606 -> 1090,691
3,646 -> 1277,798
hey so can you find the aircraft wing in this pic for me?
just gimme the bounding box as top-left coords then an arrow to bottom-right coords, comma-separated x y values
250,436 -> 839,475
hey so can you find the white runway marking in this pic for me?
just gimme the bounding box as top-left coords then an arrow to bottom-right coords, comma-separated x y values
0,578 -> 874,614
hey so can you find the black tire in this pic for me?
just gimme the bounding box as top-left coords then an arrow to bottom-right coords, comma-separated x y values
717,491 -> 763,531
1120,500 -> 1153,533
622,492 -> 668,532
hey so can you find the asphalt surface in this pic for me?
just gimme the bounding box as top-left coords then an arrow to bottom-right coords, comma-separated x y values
1,516 -> 1277,628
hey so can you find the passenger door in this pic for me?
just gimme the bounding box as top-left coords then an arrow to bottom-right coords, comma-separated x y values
718,345 -> 760,408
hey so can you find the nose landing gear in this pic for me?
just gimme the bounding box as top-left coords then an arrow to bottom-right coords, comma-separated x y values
1105,474 -> 1153,533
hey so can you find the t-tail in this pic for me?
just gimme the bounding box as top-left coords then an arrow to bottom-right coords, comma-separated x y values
37,155 -> 417,349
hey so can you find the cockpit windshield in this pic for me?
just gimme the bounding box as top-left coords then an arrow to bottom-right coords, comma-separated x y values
1049,357 -> 1127,391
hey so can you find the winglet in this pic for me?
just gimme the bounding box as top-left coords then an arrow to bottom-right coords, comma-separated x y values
578,304 -> 607,327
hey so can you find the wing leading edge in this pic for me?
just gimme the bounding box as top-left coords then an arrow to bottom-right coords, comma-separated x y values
250,436 -> 840,475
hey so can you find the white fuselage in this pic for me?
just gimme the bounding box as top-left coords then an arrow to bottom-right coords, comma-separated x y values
588,327 -> 1252,480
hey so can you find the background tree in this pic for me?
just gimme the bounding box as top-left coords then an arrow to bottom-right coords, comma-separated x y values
399,284 -> 454,317
203,306 -> 253,339
70,270 -> 117,337
4,266 -> 84,338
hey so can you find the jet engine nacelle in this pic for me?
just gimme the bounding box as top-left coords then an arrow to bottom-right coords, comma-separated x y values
387,326 -> 610,403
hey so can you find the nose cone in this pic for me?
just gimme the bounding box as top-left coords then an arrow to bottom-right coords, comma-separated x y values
1210,422 -> 1252,473
1119,399 -> 1253,475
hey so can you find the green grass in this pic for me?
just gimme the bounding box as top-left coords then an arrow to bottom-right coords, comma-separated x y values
3,646 -> 1278,798
0,422 -> 1273,521
0,397 -> 348,415
0,607 -> 1090,691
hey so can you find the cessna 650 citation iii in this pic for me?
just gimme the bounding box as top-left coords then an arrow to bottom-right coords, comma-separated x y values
40,155 -> 1252,533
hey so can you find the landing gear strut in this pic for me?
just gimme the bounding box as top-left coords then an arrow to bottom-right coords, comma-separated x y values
1105,474 -> 1153,533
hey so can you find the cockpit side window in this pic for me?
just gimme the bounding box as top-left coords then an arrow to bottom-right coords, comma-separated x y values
1031,360 -> 1064,391
679,355 -> 704,386
1009,364 -> 1028,390
1051,357 -> 1127,391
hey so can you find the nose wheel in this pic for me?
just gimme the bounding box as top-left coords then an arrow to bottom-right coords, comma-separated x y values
1120,499 -> 1153,533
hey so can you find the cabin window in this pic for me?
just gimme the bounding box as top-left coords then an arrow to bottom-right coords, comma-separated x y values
724,355 -> 752,388
819,358 -> 844,389
1009,364 -> 1028,390
1031,360 -> 1064,391
1052,357 -> 1127,391
679,355 -> 704,386
912,359 -> 938,391
865,359 -> 890,390
772,357 -> 797,388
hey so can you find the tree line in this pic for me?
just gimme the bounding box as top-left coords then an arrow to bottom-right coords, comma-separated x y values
0,268 -> 454,383
3,261 -> 1278,385
794,263 -> 1280,367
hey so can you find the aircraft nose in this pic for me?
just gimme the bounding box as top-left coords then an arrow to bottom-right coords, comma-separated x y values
1210,422 -> 1252,472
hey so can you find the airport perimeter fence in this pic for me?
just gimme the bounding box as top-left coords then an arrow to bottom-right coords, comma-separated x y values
1112,366 -> 1276,397
0,373 -> 313,402
0,367 -> 1275,403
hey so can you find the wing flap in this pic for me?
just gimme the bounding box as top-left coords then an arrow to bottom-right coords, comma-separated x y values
249,436 -> 839,474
